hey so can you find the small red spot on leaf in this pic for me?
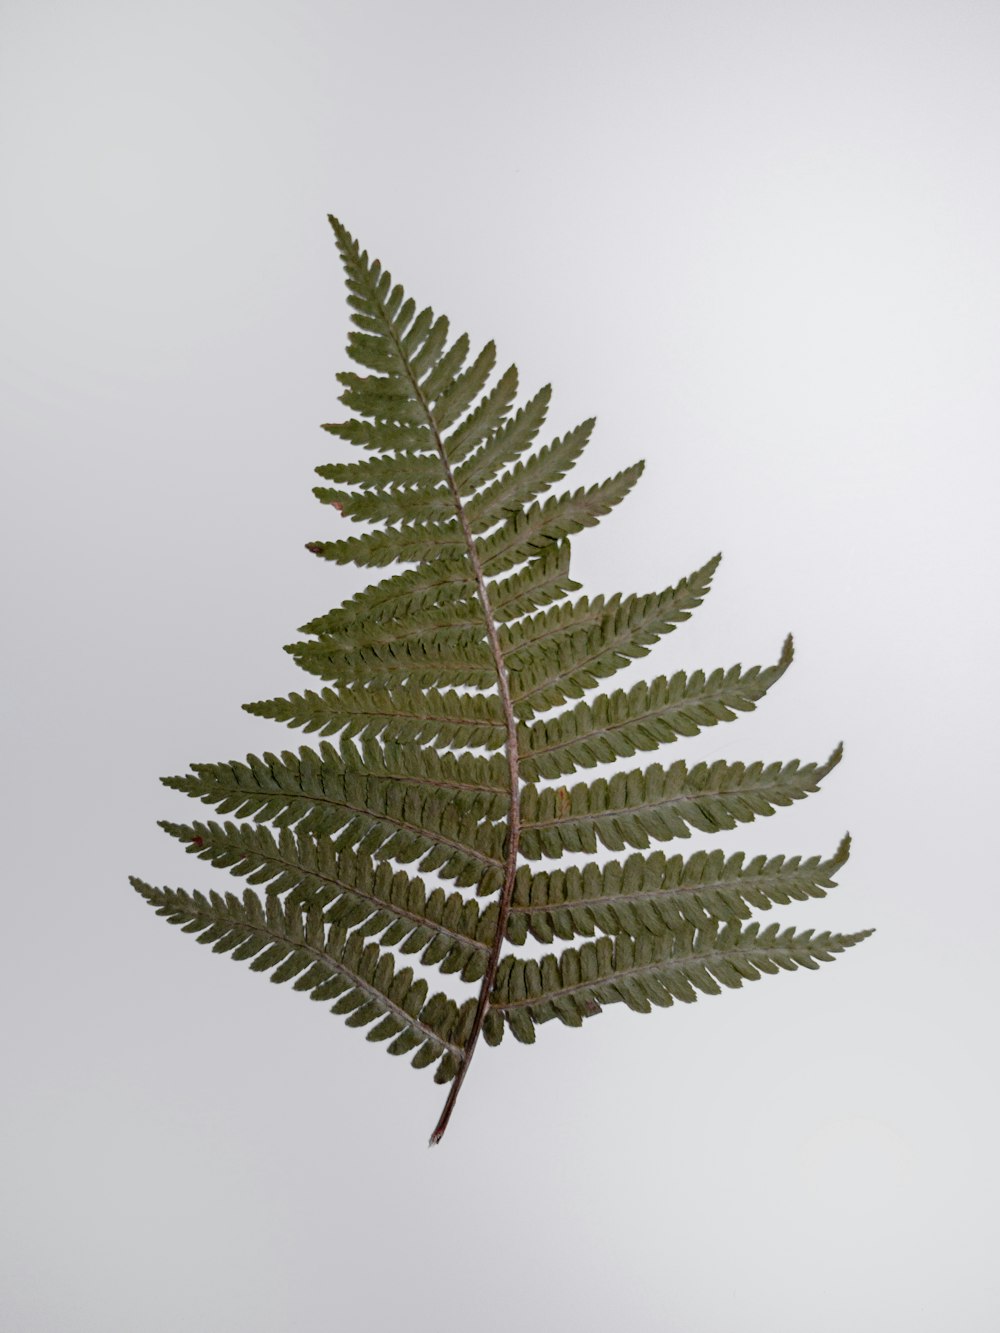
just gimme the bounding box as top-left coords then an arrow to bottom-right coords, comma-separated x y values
330,500 -> 344,512
305,542 -> 325,555
190,835 -> 204,849
556,786 -> 570,817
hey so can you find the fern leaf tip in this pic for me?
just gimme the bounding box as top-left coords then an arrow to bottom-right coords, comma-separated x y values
700,551 -> 723,578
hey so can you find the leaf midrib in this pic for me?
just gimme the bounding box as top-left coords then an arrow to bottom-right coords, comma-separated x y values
356,257 -> 522,1143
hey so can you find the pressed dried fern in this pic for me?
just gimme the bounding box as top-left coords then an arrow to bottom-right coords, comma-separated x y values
133,216 -> 872,1143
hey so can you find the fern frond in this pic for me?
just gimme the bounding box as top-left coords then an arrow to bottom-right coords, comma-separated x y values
452,384 -> 551,480
321,419 -> 432,453
303,556 -> 477,630
157,826 -> 495,980
519,748 -> 842,856
336,370 -> 426,427
465,419 -> 595,523
443,365 -> 520,464
313,481 -> 455,526
244,683 -> 506,749
489,542 -> 581,618
296,593 -> 485,651
508,555 -> 721,713
305,518 -> 466,569
285,624 -> 495,688
477,466 -> 645,576
492,922 -> 873,1042
167,737 -> 509,816
133,213 -> 871,1141
518,636 -> 793,779
506,834 -> 851,943
163,744 -> 507,887
430,339 -> 497,430
314,453 -> 445,490
132,878 -> 472,1078
300,541 -> 576,639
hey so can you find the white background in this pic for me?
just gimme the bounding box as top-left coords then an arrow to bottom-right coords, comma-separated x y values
2,2 -> 998,1330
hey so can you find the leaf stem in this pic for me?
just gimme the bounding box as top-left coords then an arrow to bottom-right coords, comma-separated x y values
352,249 -> 523,1142
426,440 -> 521,1144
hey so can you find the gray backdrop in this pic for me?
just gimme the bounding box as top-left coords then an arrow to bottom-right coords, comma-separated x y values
2,2 -> 998,1330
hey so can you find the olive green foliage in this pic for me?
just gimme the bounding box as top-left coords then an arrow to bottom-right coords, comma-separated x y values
133,216 -> 871,1133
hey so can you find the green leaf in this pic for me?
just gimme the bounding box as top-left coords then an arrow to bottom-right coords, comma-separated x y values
162,742 -> 507,888
477,464 -> 645,576
320,419 -> 434,454
492,921 -> 874,1039
131,214 -> 870,1139
443,366 -> 519,464
433,340 -> 497,429
285,624 -> 495,689
313,481 -> 455,526
315,453 -> 445,490
519,747 -> 843,856
508,555 -> 720,713
490,542 -> 581,620
453,384 -> 551,484
132,878 -> 475,1075
518,634 -> 792,779
301,542 -> 576,639
506,834 -> 852,943
304,519 -> 466,569
297,592 -> 485,651
156,827 -> 495,980
301,557 -> 477,633
244,683 -> 506,749
465,418 -> 595,523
